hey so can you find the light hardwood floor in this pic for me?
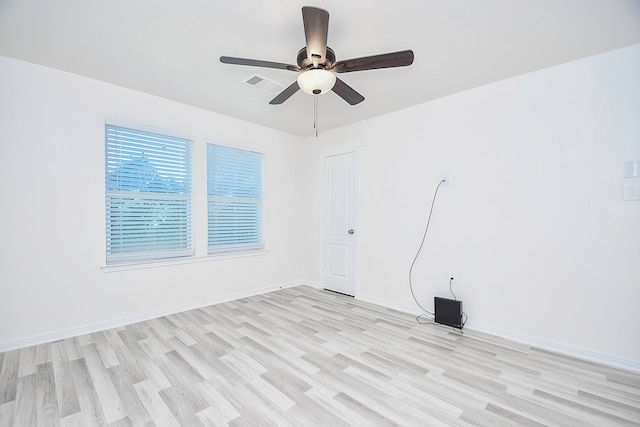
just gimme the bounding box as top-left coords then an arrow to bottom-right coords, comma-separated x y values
0,285 -> 639,426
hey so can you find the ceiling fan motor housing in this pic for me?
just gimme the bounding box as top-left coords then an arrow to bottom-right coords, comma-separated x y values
297,47 -> 336,70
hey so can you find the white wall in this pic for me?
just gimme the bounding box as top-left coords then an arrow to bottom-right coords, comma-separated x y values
0,56 -> 314,349
306,44 -> 640,369
2,44 -> 639,370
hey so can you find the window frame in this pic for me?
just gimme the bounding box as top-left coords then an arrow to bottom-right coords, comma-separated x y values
104,123 -> 194,266
206,142 -> 265,256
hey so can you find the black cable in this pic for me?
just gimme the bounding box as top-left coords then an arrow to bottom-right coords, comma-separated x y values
450,312 -> 469,335
409,179 -> 445,319
449,276 -> 457,301
416,314 -> 433,324
450,277 -> 469,334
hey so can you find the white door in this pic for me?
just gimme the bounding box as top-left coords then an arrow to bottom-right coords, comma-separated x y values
322,152 -> 357,296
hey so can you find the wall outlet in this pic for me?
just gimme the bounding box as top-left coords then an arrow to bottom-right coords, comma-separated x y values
442,174 -> 457,185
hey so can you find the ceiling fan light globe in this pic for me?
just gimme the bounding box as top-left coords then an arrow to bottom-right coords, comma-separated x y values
297,69 -> 336,95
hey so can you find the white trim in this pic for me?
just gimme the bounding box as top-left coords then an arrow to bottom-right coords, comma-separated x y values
205,138 -> 264,155
321,151 -> 358,297
465,321 -> 640,374
104,117 -> 195,142
303,280 -> 322,289
101,249 -> 269,272
358,292 -> 424,315
357,292 -> 640,373
0,279 -> 302,353
5,284 -> 636,374
323,150 -> 357,159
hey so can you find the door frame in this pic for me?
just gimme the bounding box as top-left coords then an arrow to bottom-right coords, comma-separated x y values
321,151 -> 359,297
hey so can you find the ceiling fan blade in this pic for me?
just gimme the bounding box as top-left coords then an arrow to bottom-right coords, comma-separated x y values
302,6 -> 329,65
332,77 -> 364,105
332,50 -> 414,73
220,56 -> 300,71
269,81 -> 300,105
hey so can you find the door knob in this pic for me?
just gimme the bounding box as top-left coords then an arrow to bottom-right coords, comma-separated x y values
348,229 -> 355,235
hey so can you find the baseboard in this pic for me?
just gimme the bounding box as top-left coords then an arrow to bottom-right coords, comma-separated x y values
5,285 -> 638,373
358,292 -> 424,316
465,321 -> 640,373
0,280 -> 306,353
357,292 -> 640,373
302,280 -> 322,289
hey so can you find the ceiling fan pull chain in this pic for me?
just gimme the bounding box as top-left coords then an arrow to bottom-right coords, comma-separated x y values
314,94 -> 319,137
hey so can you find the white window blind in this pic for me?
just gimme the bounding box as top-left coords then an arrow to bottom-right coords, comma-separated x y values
207,144 -> 263,254
105,124 -> 193,264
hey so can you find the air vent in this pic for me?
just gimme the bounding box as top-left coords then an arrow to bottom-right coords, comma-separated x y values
243,74 -> 286,95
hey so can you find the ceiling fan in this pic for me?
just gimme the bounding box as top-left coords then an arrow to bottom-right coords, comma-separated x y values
220,6 -> 414,106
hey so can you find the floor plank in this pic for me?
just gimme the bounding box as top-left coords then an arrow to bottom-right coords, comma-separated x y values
35,362 -> 61,427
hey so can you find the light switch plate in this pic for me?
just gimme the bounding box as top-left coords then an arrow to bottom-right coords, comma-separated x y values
623,181 -> 640,200
624,161 -> 640,178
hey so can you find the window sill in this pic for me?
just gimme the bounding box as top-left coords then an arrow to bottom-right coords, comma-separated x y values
101,249 -> 269,272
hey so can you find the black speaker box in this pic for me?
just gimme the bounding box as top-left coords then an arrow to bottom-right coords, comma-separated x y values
434,297 -> 463,329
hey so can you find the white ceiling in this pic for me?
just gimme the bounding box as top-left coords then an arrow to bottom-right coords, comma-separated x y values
1,0 -> 639,136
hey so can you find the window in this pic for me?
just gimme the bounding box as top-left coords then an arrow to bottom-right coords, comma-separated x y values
207,144 -> 263,255
105,124 -> 192,264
